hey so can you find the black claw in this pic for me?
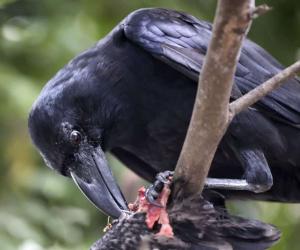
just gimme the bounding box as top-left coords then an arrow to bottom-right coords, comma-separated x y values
145,186 -> 163,207
156,175 -> 169,184
156,170 -> 174,184
145,170 -> 174,206
145,185 -> 163,207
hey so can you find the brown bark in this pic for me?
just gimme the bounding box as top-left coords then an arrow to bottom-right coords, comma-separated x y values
173,0 -> 300,197
173,0 -> 255,196
91,1 -> 300,249
229,60 -> 300,118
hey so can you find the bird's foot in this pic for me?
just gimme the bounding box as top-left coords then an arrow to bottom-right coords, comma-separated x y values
128,175 -> 174,237
205,177 -> 272,193
145,170 -> 174,206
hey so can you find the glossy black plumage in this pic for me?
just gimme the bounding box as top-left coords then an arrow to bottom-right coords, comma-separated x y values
29,8 -> 300,218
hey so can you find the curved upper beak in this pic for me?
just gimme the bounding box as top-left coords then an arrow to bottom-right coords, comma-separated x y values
70,144 -> 127,218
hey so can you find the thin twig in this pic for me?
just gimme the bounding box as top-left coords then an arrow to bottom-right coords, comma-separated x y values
173,0 -> 255,196
250,4 -> 272,19
229,60 -> 300,119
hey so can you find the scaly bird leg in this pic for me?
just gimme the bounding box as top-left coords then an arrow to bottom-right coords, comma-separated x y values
205,178 -> 269,193
145,171 -> 174,206
146,171 -> 270,205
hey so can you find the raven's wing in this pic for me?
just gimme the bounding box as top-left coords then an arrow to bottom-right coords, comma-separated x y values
123,8 -> 300,125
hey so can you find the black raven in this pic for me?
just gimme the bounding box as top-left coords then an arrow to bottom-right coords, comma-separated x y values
28,8 -> 300,218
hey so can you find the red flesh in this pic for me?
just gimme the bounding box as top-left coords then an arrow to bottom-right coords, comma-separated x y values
128,184 -> 174,237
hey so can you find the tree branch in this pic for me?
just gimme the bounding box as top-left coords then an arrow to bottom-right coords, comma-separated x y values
89,1 -> 299,248
251,4 -> 272,19
229,60 -> 300,118
173,0 -> 255,196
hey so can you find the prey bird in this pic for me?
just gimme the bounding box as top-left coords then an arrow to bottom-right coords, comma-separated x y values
91,194 -> 280,250
29,8 -> 300,218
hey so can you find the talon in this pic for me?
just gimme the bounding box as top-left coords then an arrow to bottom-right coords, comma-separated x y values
145,170 -> 174,206
145,186 -> 163,207
152,180 -> 164,192
156,175 -> 169,184
156,170 -> 174,184
158,172 -> 173,183
146,186 -> 159,199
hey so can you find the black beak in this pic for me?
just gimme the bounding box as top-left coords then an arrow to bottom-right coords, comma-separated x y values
70,144 -> 127,218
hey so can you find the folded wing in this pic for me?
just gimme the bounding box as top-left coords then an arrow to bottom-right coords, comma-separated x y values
123,8 -> 300,125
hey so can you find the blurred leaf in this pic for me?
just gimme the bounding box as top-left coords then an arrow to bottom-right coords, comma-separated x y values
0,0 -> 16,8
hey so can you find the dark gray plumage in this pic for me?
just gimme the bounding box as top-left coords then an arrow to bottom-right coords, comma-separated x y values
90,193 -> 280,250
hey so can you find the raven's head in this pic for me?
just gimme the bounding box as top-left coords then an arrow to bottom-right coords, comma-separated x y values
28,51 -> 127,218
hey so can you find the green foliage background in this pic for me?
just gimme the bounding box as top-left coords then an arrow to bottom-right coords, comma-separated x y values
0,0 -> 299,249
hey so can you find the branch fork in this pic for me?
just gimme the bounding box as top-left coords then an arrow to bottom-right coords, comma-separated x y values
173,0 -> 300,198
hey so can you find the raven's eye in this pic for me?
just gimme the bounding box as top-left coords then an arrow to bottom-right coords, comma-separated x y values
70,130 -> 82,145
